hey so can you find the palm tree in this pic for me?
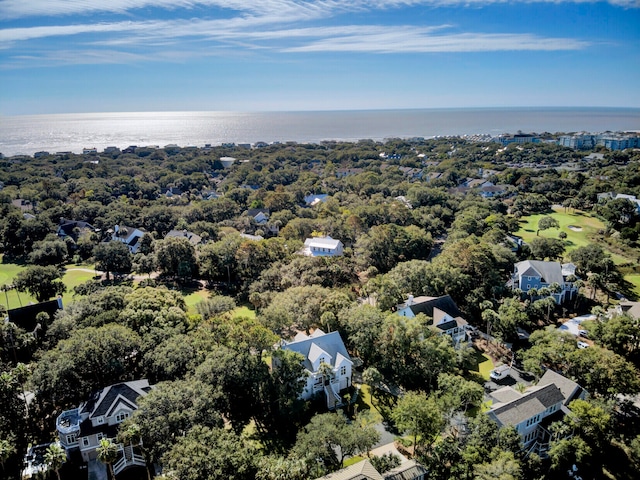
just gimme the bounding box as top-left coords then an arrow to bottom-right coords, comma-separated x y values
97,438 -> 118,480
0,438 -> 16,477
44,443 -> 66,480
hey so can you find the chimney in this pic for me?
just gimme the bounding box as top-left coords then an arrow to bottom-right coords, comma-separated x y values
407,295 -> 414,306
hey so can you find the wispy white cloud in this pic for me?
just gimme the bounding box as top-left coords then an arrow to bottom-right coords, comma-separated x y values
0,0 -> 638,20
0,0 -> 604,67
283,29 -> 590,52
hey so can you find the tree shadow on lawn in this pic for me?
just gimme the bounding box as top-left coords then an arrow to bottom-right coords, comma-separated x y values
354,385 -> 398,430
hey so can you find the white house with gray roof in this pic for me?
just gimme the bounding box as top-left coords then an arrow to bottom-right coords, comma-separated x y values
109,224 -> 146,254
303,236 -> 344,257
56,380 -> 152,474
278,330 -> 352,409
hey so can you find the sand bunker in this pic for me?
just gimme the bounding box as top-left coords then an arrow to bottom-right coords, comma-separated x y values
568,225 -> 583,232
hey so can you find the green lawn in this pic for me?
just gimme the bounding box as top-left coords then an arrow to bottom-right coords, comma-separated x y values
468,350 -> 494,381
0,258 -> 37,309
516,207 -> 607,251
343,456 -> 365,467
516,206 -> 639,296
183,289 -> 210,312
626,274 -> 640,293
62,267 -> 97,291
232,305 -> 257,319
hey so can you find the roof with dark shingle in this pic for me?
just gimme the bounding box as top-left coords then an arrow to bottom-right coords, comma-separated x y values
79,380 -> 151,419
432,307 -> 467,331
537,370 -> 584,406
489,384 -> 565,427
398,295 -> 463,319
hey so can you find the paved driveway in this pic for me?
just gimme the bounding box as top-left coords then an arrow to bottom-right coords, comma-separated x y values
558,315 -> 595,336
484,366 -> 535,393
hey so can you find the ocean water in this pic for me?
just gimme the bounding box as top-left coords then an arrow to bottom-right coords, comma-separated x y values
0,108 -> 639,157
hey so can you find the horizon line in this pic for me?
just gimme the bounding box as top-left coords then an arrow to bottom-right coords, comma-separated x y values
3,105 -> 640,118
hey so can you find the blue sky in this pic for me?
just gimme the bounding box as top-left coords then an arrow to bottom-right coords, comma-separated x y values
1,1 -> 639,115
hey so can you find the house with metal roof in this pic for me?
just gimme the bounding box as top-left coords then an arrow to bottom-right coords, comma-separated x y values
56,380 -> 152,474
384,460 -> 428,480
303,236 -> 344,257
278,330 -> 352,410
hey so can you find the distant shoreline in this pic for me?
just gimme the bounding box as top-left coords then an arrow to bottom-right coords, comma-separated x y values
2,107 -> 639,157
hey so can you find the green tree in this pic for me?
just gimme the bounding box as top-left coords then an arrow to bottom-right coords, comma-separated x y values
132,253 -> 156,278
196,295 -> 237,319
44,442 -> 67,480
390,391 -> 444,454
194,346 -> 269,433
162,425 -> 258,480
0,437 -> 16,477
117,422 -> 152,480
155,236 -> 197,279
589,313 -> 640,361
362,366 -> 384,404
437,372 -> 484,414
97,438 -> 118,480
131,379 -> 223,464
256,456 -> 309,480
537,215 -> 559,236
529,236 -> 565,260
13,265 -> 65,302
293,412 -> 380,474
474,450 -> 521,480
94,241 -> 132,280
30,324 -> 141,406
341,305 -> 385,365
370,453 -> 401,474
27,238 -> 69,265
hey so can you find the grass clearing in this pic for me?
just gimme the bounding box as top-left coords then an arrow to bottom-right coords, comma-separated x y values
343,456 -> 365,467
232,305 -> 256,319
62,268 -> 96,291
516,207 -> 606,251
516,207 -> 639,296
183,289 -> 209,312
468,350 -> 494,381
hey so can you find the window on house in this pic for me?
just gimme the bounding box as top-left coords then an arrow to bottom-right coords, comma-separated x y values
97,433 -> 105,441
96,416 -> 104,424
116,412 -> 130,423
66,434 -> 77,444
340,366 -> 346,376
82,437 -> 90,447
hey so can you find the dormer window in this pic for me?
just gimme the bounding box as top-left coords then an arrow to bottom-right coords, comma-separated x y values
116,412 -> 130,423
96,416 -> 104,424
